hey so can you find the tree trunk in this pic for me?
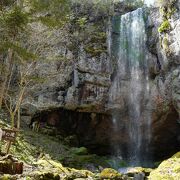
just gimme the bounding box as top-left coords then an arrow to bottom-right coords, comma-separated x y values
0,49 -> 13,108
10,112 -> 15,128
17,109 -> 20,129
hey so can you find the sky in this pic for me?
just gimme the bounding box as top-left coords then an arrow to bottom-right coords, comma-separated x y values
144,0 -> 155,6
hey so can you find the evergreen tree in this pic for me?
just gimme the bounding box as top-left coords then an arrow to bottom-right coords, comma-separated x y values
0,0 -> 71,127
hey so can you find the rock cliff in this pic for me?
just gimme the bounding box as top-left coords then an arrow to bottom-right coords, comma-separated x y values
20,0 -> 180,161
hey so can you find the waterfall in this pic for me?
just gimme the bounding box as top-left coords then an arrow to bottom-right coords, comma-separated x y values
109,8 -> 152,166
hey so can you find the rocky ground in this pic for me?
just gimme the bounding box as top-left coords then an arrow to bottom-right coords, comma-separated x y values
0,116 -> 179,180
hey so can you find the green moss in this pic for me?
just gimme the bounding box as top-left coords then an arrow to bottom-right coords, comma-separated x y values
76,17 -> 87,28
149,152 -> 180,180
0,175 -> 11,180
159,6 -> 176,19
100,168 -> 123,179
90,32 -> 106,43
163,36 -> 168,48
158,0 -> 177,36
105,158 -> 128,169
158,20 -> 171,33
62,154 -> 97,168
172,152 -> 180,158
24,177 -> 32,180
32,158 -> 94,179
32,171 -> 60,180
84,45 -> 106,57
161,34 -> 172,55
70,147 -> 88,155
60,152 -> 112,170
166,7 -> 177,18
1,177 -> 15,180
67,169 -> 94,179
159,6 -> 165,15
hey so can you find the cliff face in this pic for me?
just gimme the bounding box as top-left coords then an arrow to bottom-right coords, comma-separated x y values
22,1 -> 146,114
22,2 -> 112,114
21,1 -> 180,160
146,0 -> 180,159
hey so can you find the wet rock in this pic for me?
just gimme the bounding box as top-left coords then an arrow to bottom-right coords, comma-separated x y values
150,70 -> 180,159
144,4 -> 180,159
119,167 -> 152,180
125,167 -> 152,176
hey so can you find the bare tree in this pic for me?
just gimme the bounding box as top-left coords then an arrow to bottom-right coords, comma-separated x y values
4,61 -> 36,128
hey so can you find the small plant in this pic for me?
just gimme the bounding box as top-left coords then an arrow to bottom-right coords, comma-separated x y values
158,20 -> 170,33
76,17 -> 87,28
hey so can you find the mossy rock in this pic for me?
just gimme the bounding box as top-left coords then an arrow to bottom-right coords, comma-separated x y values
61,153 -> 110,170
90,32 -> 106,43
149,152 -> 180,180
67,169 -> 94,179
35,159 -> 68,173
0,175 -> 12,180
34,172 -> 60,180
61,154 -> 95,168
125,167 -> 152,177
84,45 -> 106,57
99,168 -> 123,180
172,152 -> 180,158
30,159 -> 94,179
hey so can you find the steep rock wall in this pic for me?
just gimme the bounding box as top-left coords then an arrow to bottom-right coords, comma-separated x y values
20,1 -> 180,160
146,0 -> 180,159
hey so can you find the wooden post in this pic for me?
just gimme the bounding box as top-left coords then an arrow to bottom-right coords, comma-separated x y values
5,141 -> 12,154
0,128 -> 23,174
0,128 -> 18,154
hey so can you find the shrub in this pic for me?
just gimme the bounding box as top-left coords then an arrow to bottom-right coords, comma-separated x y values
158,20 -> 170,33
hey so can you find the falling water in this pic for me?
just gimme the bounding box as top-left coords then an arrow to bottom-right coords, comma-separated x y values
109,8 -> 152,166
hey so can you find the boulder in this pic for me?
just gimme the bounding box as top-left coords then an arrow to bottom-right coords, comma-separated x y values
31,158 -> 94,180
99,168 -> 124,180
0,155 -> 23,175
149,152 -> 180,180
122,167 -> 152,177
